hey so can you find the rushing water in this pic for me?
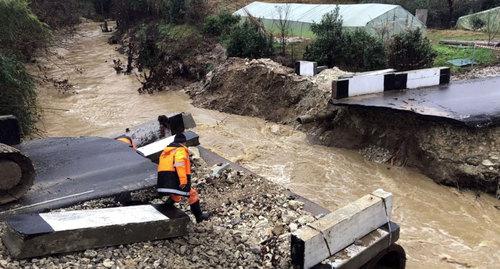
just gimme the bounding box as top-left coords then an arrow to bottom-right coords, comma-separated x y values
33,22 -> 499,268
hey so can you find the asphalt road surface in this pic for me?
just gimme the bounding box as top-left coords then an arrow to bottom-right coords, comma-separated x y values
332,76 -> 500,128
0,137 -> 157,219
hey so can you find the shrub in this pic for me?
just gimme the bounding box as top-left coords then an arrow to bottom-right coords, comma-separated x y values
387,29 -> 436,71
471,15 -> 486,31
303,8 -> 344,67
0,55 -> 40,136
341,29 -> 387,71
226,20 -> 274,59
133,22 -> 206,92
304,8 -> 386,71
203,12 -> 240,37
0,0 -> 51,61
30,0 -> 82,28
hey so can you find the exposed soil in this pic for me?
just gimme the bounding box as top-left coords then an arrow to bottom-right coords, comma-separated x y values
191,57 -> 349,124
0,152 -> 315,268
309,107 -> 499,194
192,58 -> 499,195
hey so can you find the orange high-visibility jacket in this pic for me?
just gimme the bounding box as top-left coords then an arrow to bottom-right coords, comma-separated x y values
157,143 -> 191,196
115,135 -> 137,149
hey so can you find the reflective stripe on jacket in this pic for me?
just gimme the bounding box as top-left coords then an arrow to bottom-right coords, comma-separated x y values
157,143 -> 191,196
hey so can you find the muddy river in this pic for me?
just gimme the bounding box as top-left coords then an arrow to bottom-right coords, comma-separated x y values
32,22 -> 499,268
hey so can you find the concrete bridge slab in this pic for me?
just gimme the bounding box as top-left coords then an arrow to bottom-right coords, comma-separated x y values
2,205 -> 190,259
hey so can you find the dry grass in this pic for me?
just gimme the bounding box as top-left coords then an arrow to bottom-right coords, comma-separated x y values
426,29 -> 491,44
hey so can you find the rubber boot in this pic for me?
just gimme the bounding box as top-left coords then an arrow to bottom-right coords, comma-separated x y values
189,201 -> 210,223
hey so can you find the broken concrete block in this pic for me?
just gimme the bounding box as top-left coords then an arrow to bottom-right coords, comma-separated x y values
2,205 -> 190,259
0,143 -> 35,205
291,189 -> 393,269
167,113 -> 196,135
211,163 -> 230,178
0,115 -> 21,145
295,61 -> 318,76
136,130 -> 200,162
317,222 -> 402,269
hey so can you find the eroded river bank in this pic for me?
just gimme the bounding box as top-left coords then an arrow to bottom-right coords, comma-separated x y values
29,22 -> 500,268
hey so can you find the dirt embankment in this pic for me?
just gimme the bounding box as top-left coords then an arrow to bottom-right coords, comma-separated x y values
0,152 -> 315,268
191,58 -> 499,195
309,107 -> 499,194
190,58 -> 348,124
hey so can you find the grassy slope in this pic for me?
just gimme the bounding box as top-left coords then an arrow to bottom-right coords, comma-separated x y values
427,29 -> 498,71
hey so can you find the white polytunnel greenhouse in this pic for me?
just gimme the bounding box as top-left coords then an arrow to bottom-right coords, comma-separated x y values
234,2 -> 426,38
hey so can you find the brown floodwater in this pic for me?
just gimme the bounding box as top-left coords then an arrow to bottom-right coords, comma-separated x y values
32,22 -> 499,268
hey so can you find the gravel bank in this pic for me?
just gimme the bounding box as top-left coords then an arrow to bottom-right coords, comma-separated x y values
0,153 -> 316,268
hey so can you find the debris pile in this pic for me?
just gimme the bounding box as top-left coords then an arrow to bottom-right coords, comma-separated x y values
0,150 -> 316,268
191,58 -> 349,124
452,65 -> 500,81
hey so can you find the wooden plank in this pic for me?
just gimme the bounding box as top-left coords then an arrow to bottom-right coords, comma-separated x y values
2,205 -> 190,259
291,189 -> 392,269
136,130 -> 200,161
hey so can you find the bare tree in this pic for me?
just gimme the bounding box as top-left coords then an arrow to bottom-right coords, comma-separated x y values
446,0 -> 454,27
275,4 -> 291,55
485,11 -> 500,45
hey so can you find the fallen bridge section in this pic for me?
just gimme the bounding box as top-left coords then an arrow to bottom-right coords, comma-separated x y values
331,76 -> 500,128
291,189 -> 393,269
2,205 -> 190,259
314,222 -> 403,269
0,137 -> 157,219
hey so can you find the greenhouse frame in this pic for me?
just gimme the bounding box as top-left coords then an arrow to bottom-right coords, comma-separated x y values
456,7 -> 500,31
234,2 -> 426,38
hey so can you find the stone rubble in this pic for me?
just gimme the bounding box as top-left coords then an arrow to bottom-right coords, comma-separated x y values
0,156 -> 316,268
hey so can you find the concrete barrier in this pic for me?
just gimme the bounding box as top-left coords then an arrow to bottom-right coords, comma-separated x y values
295,61 -> 318,76
291,189 -> 393,269
137,130 -> 200,162
315,222 -> 403,269
2,205 -> 190,259
332,67 -> 450,99
0,115 -> 21,145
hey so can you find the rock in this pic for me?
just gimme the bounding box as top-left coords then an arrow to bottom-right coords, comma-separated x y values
179,245 -> 187,255
102,259 -> 114,268
211,163 -> 230,178
297,215 -> 315,225
288,200 -> 304,210
289,223 -> 298,232
482,159 -> 494,166
84,250 -> 98,258
272,224 -> 285,236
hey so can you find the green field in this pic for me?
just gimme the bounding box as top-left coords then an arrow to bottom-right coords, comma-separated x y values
427,29 -> 498,71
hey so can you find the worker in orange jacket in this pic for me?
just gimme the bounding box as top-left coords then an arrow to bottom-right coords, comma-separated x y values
157,133 -> 209,223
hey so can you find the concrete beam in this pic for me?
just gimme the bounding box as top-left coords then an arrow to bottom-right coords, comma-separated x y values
2,205 -> 190,259
332,67 -> 450,99
137,130 -> 199,162
291,189 -> 393,269
295,61 -> 318,76
315,222 -> 401,269
0,115 -> 21,145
